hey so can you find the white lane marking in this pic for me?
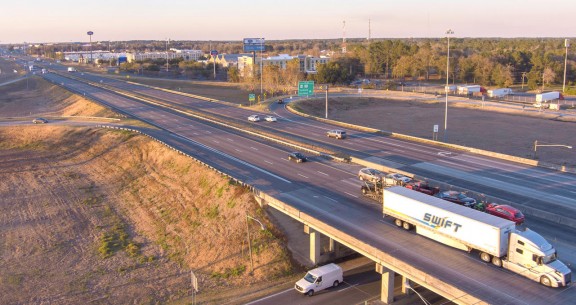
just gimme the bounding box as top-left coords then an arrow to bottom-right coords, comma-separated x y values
169,133 -> 291,183
298,174 -> 309,179
324,196 -> 338,202
250,147 -> 258,150
337,283 -> 360,293
212,140 -> 220,144
317,171 -> 329,176
205,130 -> 211,134
552,194 -> 576,201
264,160 -> 273,164
244,288 -> 293,305
193,132 -> 199,135
226,138 -> 233,142
345,192 -> 359,198
234,148 -> 242,152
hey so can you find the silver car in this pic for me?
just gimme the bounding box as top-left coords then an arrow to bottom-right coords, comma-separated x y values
248,115 -> 260,122
386,173 -> 412,185
358,168 -> 383,182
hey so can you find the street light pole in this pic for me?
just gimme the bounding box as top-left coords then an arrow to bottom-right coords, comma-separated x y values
563,39 -> 570,93
245,213 -> 265,274
166,38 -> 169,72
533,140 -> 573,159
444,29 -> 454,142
260,38 -> 264,97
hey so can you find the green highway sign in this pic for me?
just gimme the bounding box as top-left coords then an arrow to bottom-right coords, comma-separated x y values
249,94 -> 256,102
298,81 -> 314,96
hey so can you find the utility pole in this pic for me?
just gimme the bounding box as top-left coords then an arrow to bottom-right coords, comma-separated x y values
342,20 -> 347,54
444,29 -> 454,143
563,39 -> 570,92
521,72 -> 527,89
368,19 -> 371,42
166,38 -> 169,72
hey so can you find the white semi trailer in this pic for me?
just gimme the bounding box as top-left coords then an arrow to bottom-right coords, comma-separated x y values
487,88 -> 513,98
536,91 -> 563,103
382,186 -> 571,287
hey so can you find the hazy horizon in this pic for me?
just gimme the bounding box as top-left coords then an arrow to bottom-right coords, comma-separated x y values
1,0 -> 574,44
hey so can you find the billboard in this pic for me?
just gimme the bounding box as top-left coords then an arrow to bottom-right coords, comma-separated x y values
243,38 -> 265,52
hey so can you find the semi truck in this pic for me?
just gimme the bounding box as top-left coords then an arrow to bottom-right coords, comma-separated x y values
382,186 -> 571,287
457,85 -> 483,95
536,91 -> 563,103
487,88 -> 513,98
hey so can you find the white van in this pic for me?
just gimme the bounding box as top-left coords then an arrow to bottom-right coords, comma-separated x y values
294,263 -> 343,296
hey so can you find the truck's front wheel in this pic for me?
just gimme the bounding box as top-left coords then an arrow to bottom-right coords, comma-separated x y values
540,276 -> 552,287
491,256 -> 503,268
307,290 -> 314,297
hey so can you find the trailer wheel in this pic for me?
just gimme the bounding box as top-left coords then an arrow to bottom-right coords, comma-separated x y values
394,219 -> 403,227
480,252 -> 491,263
540,276 -> 552,287
402,222 -> 412,230
491,256 -> 503,268
306,289 -> 314,297
333,280 -> 340,287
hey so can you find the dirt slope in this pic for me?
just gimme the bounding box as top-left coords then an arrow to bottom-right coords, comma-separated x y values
0,77 -> 294,304
0,77 -> 118,118
0,126 -> 293,304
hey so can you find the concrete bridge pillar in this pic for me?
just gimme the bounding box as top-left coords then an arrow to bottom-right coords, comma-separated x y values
401,275 -> 412,295
375,263 -> 395,304
306,227 -> 321,264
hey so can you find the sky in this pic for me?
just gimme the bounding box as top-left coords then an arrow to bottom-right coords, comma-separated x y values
0,0 -> 574,44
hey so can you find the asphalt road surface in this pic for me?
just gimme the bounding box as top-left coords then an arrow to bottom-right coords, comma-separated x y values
37,69 -> 576,304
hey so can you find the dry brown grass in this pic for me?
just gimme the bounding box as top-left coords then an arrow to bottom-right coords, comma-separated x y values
0,74 -> 295,304
0,126 -> 293,304
0,77 -> 118,118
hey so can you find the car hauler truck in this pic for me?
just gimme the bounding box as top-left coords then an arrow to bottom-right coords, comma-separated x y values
382,186 -> 571,287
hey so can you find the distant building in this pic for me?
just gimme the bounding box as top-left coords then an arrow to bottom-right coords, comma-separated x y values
250,54 -> 330,74
57,51 -> 126,64
126,49 -> 203,63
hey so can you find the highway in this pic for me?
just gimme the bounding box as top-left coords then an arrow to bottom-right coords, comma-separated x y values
39,69 -> 576,304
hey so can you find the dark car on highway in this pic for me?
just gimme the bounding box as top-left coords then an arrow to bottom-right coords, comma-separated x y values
32,118 -> 48,124
288,152 -> 307,163
436,191 -> 476,207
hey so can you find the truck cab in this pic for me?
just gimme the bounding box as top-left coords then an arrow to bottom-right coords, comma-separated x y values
505,229 -> 571,287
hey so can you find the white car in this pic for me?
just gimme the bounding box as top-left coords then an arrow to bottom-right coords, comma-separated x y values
248,115 -> 260,122
265,115 -> 277,122
386,173 -> 412,185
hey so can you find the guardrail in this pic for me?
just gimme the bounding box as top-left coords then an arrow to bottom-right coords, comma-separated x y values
287,100 -> 576,229
97,124 -> 482,304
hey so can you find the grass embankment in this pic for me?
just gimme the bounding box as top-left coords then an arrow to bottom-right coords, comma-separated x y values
0,126 -> 295,304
